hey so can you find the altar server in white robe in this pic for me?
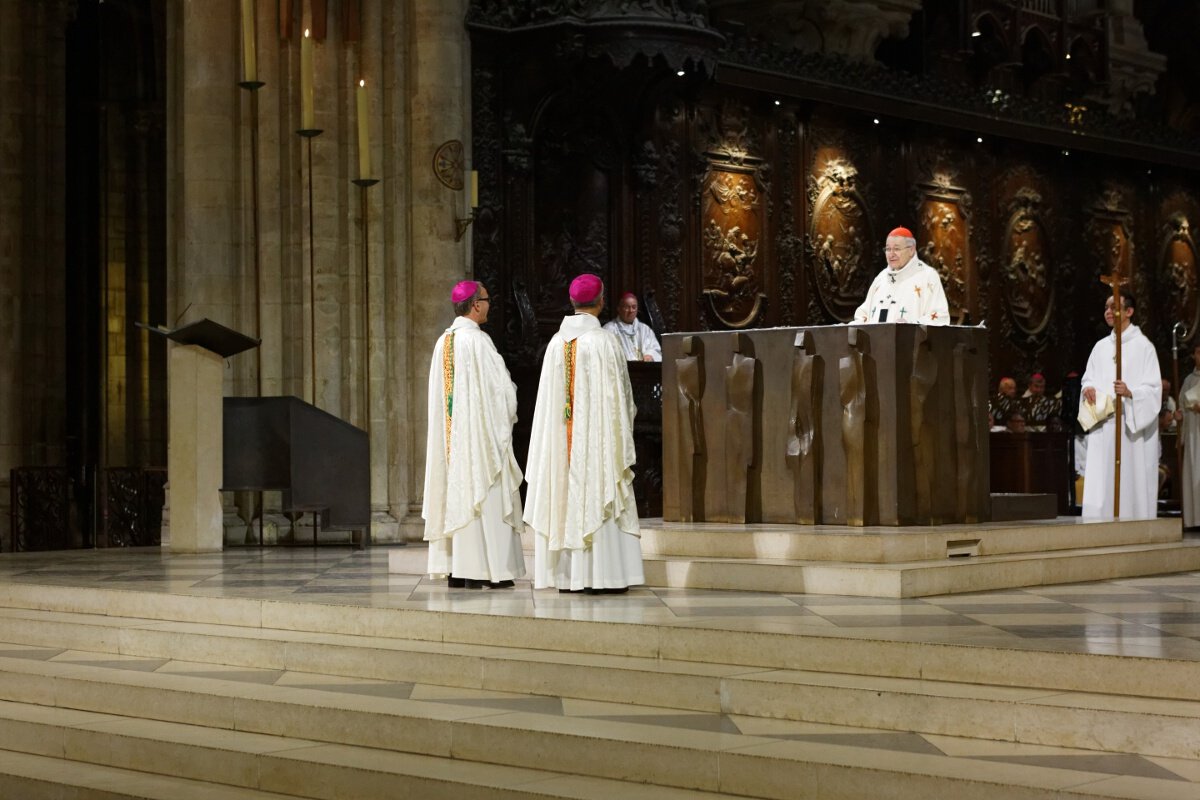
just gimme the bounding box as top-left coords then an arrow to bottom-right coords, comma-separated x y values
603,292 -> 662,362
525,273 -> 644,593
1079,293 -> 1162,519
852,226 -> 950,326
1179,344 -> 1200,527
423,281 -> 526,588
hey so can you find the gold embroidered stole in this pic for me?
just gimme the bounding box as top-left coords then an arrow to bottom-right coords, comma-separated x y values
564,339 -> 577,463
442,332 -> 455,458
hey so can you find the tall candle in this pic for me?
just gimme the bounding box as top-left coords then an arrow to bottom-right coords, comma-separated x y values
470,170 -> 479,208
240,0 -> 257,83
300,28 -> 314,130
356,79 -> 370,179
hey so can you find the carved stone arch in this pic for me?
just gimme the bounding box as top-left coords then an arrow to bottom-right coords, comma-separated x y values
969,12 -> 1010,87
1020,24 -> 1058,99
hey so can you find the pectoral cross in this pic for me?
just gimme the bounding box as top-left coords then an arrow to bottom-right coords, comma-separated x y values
1100,264 -> 1129,516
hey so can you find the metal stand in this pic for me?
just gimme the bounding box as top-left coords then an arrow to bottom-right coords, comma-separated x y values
298,128 -> 323,407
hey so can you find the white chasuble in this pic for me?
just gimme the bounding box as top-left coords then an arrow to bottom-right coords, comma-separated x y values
422,316 -> 526,581
1079,323 -> 1161,519
852,255 -> 950,326
524,314 -> 644,590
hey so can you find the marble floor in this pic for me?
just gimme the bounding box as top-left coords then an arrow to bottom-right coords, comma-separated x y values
5,542 -> 1200,660
3,542 -> 1200,796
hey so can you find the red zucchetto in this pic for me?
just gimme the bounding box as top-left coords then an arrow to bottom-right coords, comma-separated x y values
888,226 -> 914,239
569,273 -> 604,304
451,281 -> 478,304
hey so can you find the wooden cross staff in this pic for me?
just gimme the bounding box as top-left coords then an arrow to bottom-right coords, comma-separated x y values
1100,266 -> 1129,516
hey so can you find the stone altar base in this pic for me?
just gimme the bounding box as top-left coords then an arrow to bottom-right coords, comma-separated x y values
610,516 -> 1199,598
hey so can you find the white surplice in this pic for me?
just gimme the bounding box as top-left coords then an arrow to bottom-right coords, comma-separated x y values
524,314 -> 644,591
852,254 -> 950,325
1079,323 -> 1162,519
422,316 -> 526,582
602,317 -> 662,362
1181,369 -> 1200,527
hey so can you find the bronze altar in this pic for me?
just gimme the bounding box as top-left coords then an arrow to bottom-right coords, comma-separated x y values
661,325 -> 990,526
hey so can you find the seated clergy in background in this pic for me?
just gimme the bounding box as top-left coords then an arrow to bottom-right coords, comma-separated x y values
525,274 -> 644,593
603,292 -> 662,362
1079,293 -> 1161,519
990,376 -> 1019,429
1022,372 -> 1062,431
852,226 -> 950,325
1180,344 -> 1200,527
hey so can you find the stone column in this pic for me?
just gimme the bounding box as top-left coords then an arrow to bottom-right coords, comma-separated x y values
174,1 -> 241,341
0,1 -> 69,548
386,0 -> 475,542
0,2 -> 25,547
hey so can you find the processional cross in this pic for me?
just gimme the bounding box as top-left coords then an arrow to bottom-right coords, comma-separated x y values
1099,264 -> 1129,517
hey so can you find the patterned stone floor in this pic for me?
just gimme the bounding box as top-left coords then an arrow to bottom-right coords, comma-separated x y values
4,544 -> 1200,792
4,543 -> 1200,660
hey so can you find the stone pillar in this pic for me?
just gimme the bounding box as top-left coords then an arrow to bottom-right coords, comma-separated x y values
390,0 -> 473,538
167,345 -> 224,553
0,1 -> 69,548
174,1 -> 241,340
0,2 -> 24,546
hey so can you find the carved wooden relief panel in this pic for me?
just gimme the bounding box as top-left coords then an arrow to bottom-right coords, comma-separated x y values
1002,186 -> 1054,340
693,99 -> 769,330
915,170 -> 973,324
701,169 -> 766,328
1086,184 -> 1135,296
1161,209 -> 1199,338
808,158 -> 874,322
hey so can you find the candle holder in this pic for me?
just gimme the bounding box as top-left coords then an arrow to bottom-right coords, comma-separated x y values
296,128 -> 324,406
353,176 -> 379,550
239,77 -> 266,547
454,213 -> 475,242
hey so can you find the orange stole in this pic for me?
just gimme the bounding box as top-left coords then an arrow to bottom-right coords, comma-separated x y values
563,339 -> 577,462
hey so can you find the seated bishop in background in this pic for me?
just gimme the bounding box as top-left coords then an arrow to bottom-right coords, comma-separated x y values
603,292 -> 662,362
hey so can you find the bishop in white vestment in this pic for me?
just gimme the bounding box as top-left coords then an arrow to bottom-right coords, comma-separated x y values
603,292 -> 662,362
1180,344 -> 1200,527
422,281 -> 526,587
1079,293 -> 1162,519
525,274 -> 644,593
852,226 -> 950,325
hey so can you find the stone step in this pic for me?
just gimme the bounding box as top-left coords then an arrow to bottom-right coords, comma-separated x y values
1,603 -> 1200,761
634,517 -> 1180,563
0,748 -> 299,800
0,699 -> 748,800
0,656 -> 1192,800
2,583 -> 1200,707
641,539 -> 1200,597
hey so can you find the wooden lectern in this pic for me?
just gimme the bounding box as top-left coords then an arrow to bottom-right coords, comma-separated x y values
142,320 -> 260,553
661,324 -> 990,526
